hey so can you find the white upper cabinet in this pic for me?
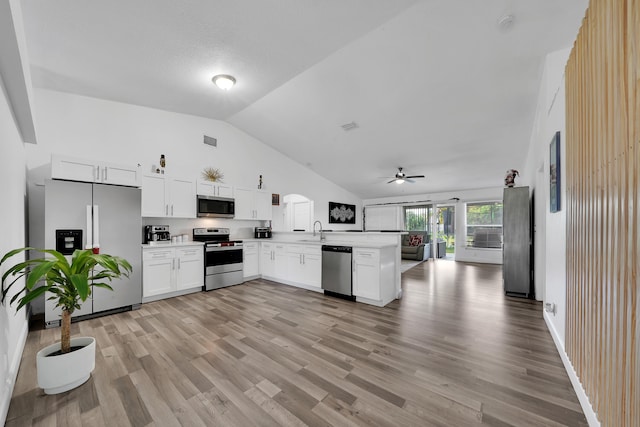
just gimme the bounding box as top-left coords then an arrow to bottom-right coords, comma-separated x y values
234,187 -> 273,220
364,205 -> 403,231
51,154 -> 141,187
141,174 -> 168,217
141,173 -> 196,218
196,179 -> 234,198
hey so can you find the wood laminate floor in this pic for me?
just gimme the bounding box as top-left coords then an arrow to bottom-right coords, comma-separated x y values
7,260 -> 587,426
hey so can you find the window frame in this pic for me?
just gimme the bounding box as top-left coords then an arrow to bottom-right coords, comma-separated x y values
465,200 -> 503,249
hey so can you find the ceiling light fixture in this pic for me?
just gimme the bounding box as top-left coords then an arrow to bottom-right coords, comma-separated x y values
212,74 -> 236,90
395,179 -> 405,184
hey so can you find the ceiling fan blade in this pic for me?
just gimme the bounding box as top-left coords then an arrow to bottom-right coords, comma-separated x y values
405,175 -> 425,179
405,178 -> 416,183
387,179 -> 397,184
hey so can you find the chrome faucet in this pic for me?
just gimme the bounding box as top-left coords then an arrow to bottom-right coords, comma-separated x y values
313,220 -> 325,241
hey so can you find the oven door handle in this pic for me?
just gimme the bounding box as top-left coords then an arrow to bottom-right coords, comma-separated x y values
206,246 -> 243,252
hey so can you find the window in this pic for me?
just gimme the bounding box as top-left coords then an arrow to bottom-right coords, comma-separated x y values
404,205 -> 432,233
466,202 -> 503,248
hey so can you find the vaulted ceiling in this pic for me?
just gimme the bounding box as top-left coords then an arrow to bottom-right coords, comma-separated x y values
21,0 -> 588,199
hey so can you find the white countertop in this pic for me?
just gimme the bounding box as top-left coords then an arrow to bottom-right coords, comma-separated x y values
242,238 -> 396,249
141,241 -> 204,248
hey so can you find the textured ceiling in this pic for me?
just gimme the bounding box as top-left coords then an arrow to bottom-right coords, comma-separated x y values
21,0 -> 588,199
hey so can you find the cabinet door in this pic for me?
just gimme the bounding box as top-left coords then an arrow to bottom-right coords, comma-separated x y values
243,242 -> 260,278
273,244 -> 288,279
143,249 -> 175,297
216,184 -> 234,198
353,249 -> 380,300
142,174 -> 168,217
234,187 -> 255,219
260,243 -> 274,277
196,180 -> 216,196
176,247 -> 204,290
169,177 -> 196,218
364,206 -> 401,231
302,247 -> 322,288
51,154 -> 98,183
255,191 -> 273,220
101,162 -> 140,187
286,248 -> 304,283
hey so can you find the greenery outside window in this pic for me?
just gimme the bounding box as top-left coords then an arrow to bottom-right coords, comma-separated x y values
404,205 -> 432,233
466,202 -> 503,248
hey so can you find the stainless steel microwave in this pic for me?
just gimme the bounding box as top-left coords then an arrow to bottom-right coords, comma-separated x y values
197,195 -> 235,218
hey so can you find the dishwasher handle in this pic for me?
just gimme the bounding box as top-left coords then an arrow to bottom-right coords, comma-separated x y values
321,245 -> 352,253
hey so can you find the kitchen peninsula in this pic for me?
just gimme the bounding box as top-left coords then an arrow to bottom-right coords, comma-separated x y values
243,231 -> 405,307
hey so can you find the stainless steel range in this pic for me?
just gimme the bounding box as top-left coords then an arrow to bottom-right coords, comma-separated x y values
193,228 -> 244,291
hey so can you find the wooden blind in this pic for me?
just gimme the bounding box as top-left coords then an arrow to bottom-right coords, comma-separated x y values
565,0 -> 639,426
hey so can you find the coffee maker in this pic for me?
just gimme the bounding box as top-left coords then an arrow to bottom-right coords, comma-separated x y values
144,225 -> 170,243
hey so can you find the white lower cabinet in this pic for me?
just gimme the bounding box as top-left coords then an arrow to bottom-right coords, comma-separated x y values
286,244 -> 321,289
175,247 -> 204,290
260,242 -> 287,280
353,247 -> 396,306
142,245 -> 203,302
243,242 -> 260,278
253,241 -> 395,305
353,249 -> 381,300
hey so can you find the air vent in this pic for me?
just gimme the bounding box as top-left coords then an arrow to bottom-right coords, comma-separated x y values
203,135 -> 217,147
340,121 -> 359,131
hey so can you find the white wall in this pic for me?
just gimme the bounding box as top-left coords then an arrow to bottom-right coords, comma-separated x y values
0,75 -> 29,425
364,186 -> 504,264
521,47 -> 571,341
25,89 -> 362,235
521,48 -> 600,427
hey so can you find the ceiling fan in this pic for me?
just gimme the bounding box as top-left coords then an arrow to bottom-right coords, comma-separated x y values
387,167 -> 425,184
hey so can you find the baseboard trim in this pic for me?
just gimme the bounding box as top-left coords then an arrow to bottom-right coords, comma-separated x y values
543,311 -> 601,427
0,319 -> 28,426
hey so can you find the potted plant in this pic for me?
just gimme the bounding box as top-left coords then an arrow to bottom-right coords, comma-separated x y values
1,247 -> 132,394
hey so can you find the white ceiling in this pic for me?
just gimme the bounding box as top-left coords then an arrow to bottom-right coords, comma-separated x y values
21,0 -> 588,199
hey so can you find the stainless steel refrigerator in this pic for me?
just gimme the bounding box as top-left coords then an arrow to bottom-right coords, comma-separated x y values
44,179 -> 142,327
502,186 -> 531,298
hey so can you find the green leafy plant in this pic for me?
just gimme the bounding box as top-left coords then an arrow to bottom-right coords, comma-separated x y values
1,248 -> 132,354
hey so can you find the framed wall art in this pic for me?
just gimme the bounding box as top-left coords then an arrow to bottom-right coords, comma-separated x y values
328,202 -> 356,224
549,131 -> 561,213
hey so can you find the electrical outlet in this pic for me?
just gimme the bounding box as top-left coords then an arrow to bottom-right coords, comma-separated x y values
544,302 -> 556,315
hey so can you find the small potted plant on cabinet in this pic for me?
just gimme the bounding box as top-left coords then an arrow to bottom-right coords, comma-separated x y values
1,248 -> 132,394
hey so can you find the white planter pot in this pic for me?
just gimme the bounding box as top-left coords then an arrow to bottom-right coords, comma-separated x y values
36,336 -> 96,395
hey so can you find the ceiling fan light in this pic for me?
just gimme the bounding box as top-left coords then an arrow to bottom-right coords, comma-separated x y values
395,179 -> 405,184
212,74 -> 236,90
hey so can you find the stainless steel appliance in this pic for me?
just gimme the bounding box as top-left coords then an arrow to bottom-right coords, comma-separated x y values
44,179 -> 142,327
321,245 -> 354,300
144,225 -> 170,244
503,186 -> 532,298
193,228 -> 243,290
197,195 -> 235,218
254,227 -> 272,239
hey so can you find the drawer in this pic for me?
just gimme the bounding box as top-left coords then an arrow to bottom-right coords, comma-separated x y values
304,246 -> 321,256
176,247 -> 203,259
143,248 -> 175,260
354,249 -> 380,263
286,244 -> 304,254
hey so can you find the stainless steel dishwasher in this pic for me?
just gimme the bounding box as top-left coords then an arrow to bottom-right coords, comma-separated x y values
321,245 -> 355,300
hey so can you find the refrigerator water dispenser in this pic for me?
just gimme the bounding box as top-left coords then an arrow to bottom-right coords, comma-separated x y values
55,229 -> 83,255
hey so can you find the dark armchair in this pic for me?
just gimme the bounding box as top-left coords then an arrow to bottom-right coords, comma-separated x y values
401,231 -> 431,260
